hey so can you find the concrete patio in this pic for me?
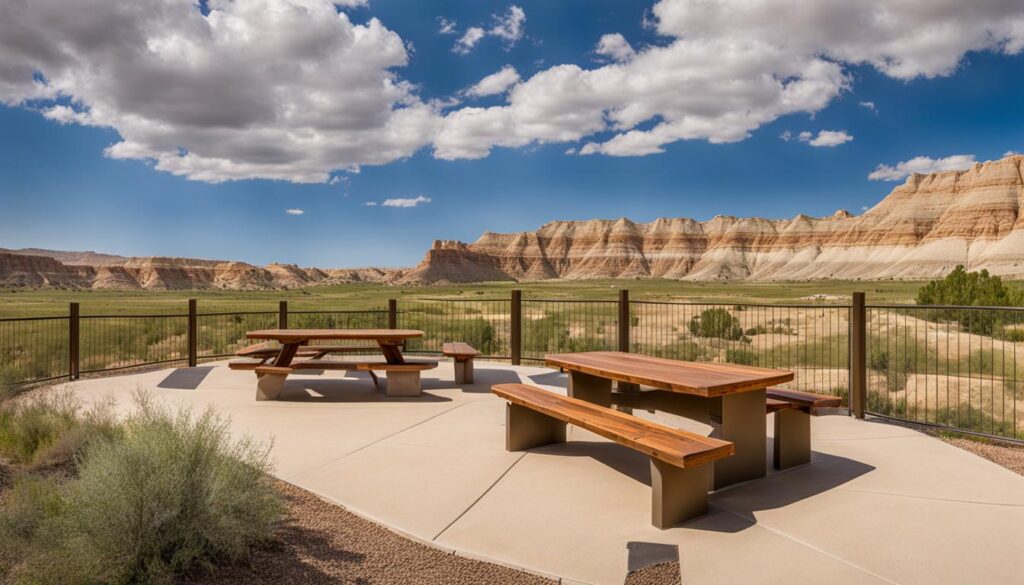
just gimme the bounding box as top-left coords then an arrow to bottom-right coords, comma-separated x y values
61,360 -> 1024,585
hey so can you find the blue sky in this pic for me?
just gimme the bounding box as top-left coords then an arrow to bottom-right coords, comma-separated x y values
1,0 -> 1022,267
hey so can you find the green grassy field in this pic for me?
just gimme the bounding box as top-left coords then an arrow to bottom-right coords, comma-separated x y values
0,279 -> 929,318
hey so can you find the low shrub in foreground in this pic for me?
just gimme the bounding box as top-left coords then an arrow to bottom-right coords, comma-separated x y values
1,394 -> 283,585
0,391 -> 119,470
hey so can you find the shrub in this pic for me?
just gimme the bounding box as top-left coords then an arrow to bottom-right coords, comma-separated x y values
0,391 -> 119,469
688,308 -> 744,340
725,348 -> 757,365
916,265 -> 1024,335
4,395 -> 283,585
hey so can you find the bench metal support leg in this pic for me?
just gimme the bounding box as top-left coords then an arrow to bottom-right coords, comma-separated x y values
256,372 -> 287,401
454,358 -> 474,384
385,371 -> 422,396
773,409 -> 811,469
710,389 -> 767,489
568,371 -> 613,407
367,370 -> 380,389
506,403 -> 567,451
651,458 -> 711,529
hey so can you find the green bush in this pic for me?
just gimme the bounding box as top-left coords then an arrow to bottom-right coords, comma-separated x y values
916,265 -> 1024,335
725,348 -> 757,365
688,308 -> 744,340
0,392 -> 119,469
2,395 -> 283,585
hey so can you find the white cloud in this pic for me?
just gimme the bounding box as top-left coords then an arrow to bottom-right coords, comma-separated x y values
3,0 -> 1023,181
465,66 -> 521,98
285,208 -> 304,215
1005,150 -> 1020,157
490,5 -> 526,44
364,201 -> 378,206
335,0 -> 368,7
454,27 -> 486,54
380,195 -> 431,208
451,5 -> 526,54
859,101 -> 876,112
438,0 -> 1024,159
807,130 -> 853,147
438,17 -> 457,35
0,0 -> 440,183
595,33 -> 635,62
868,154 -> 978,181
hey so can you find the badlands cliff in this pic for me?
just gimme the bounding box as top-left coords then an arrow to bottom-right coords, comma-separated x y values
4,154 -> 1024,289
399,155 -> 1024,283
0,252 -> 403,290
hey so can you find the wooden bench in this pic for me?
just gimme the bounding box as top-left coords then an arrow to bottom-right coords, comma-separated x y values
492,383 -> 733,529
442,342 -> 481,384
766,388 -> 842,470
253,358 -> 438,400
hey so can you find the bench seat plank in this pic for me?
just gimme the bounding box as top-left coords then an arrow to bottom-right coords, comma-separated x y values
492,383 -> 733,469
442,342 -> 481,358
767,388 -> 842,410
291,358 -> 438,372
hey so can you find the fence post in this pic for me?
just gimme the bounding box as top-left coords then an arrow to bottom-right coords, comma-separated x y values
69,302 -> 80,380
850,291 -> 866,419
510,289 -> 522,365
617,289 -> 640,394
618,289 -> 630,352
279,300 -> 288,329
188,299 -> 198,368
388,299 -> 397,329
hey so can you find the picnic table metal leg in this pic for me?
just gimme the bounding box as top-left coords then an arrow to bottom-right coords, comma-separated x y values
568,371 -> 613,407
272,342 -> 301,368
651,458 -> 711,529
378,340 -> 406,364
709,388 -> 767,489
505,403 -> 567,451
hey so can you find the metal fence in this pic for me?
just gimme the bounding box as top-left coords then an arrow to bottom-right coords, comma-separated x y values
1,292 -> 1021,441
865,304 -> 1022,440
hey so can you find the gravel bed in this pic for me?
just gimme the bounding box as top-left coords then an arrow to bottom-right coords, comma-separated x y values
185,480 -> 555,585
937,434 -> 1024,476
624,561 -> 682,585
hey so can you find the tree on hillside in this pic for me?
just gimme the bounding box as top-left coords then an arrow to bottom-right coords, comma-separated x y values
916,266 -> 1024,335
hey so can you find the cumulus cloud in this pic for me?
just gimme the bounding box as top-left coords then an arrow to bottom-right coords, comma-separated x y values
595,33 -> 635,62
380,195 -> 431,208
364,201 -> 378,206
451,5 -> 526,54
0,0 -> 439,183
438,0 -> 1024,159
3,0 -> 1023,182
868,154 -> 978,181
465,66 -> 521,97
285,208 -> 304,215
859,101 -> 877,112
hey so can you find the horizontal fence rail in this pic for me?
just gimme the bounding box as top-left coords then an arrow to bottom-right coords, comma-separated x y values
1,293 -> 1021,441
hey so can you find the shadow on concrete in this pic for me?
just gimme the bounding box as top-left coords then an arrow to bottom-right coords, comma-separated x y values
453,368 -> 524,393
275,377 -> 453,403
527,370 -> 567,389
533,439 -> 874,533
157,367 -> 214,390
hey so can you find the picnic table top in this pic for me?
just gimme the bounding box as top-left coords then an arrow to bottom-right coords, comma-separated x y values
246,329 -> 423,343
545,351 -> 794,398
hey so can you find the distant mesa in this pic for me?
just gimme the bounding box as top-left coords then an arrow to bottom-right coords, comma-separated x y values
3,154 -> 1024,289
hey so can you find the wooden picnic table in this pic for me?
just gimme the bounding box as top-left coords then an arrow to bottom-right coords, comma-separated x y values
545,351 -> 794,489
246,329 -> 423,369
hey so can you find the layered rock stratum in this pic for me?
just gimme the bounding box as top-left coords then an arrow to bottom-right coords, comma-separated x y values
398,154 -> 1024,283
3,155 -> 1023,289
0,251 -> 404,290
